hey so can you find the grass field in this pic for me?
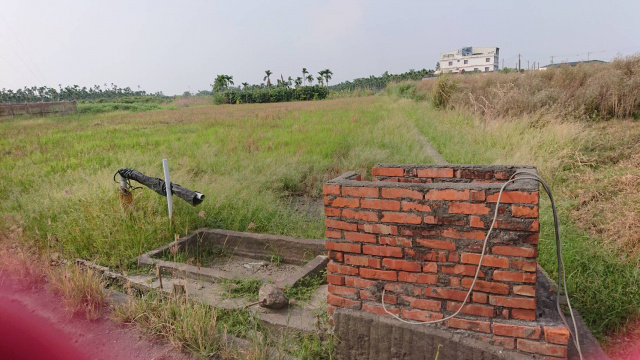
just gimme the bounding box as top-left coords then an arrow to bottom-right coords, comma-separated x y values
1,94 -> 639,350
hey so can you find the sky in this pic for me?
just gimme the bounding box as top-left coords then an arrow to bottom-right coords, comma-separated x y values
1,0 -> 639,96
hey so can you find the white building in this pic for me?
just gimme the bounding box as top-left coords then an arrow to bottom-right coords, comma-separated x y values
438,47 -> 499,74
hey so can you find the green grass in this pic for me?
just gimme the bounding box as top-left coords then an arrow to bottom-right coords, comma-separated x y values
0,97 -> 432,269
220,278 -> 263,302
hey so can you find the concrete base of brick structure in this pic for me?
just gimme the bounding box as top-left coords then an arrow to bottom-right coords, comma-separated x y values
333,308 -> 531,360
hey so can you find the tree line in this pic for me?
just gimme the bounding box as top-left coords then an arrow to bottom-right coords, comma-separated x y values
0,84 -> 166,104
329,68 -> 434,92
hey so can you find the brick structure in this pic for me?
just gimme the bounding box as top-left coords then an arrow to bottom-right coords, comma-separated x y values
324,164 -> 570,359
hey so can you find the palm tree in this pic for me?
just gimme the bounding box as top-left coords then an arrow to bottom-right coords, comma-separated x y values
263,70 -> 272,87
316,76 -> 324,87
322,69 -> 333,87
302,68 -> 308,86
225,75 -> 234,88
242,82 -> 249,90
295,77 -> 302,88
306,74 -> 314,85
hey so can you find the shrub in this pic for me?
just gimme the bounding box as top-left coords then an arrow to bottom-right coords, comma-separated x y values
431,75 -> 457,109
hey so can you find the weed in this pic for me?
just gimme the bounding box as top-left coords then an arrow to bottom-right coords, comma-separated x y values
48,264 -> 108,320
284,270 -> 326,302
220,278 -> 263,301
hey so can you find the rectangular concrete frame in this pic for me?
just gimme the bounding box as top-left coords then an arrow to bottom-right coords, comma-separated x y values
138,228 -> 328,288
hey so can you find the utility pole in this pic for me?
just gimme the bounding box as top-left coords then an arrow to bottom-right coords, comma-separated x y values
502,58 -> 504,69
527,60 -> 530,71
551,56 -> 554,64
518,54 -> 521,72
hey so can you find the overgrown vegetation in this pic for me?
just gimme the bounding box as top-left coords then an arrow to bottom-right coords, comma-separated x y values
213,85 -> 328,105
0,84 -> 166,103
48,265 -> 108,319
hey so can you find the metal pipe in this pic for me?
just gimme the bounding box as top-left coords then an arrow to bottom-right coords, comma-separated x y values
162,159 -> 173,221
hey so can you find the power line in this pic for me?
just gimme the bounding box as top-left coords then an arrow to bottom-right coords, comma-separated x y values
0,13 -> 47,84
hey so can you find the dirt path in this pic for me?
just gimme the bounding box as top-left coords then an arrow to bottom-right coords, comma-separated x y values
0,276 -> 196,360
604,317 -> 640,360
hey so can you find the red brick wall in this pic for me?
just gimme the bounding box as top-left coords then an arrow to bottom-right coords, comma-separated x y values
325,165 -> 569,359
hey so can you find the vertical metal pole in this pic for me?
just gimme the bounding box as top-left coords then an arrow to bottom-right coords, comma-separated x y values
162,159 -> 173,222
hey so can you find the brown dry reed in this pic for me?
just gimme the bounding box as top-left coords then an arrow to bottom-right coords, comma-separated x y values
418,54 -> 640,120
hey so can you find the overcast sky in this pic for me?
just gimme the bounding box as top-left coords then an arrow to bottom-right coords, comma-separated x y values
1,0 -> 639,95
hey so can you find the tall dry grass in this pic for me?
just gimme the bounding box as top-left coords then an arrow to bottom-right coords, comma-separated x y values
418,55 -> 640,120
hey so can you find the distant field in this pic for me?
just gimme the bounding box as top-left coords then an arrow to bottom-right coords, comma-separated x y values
1,94 -> 639,345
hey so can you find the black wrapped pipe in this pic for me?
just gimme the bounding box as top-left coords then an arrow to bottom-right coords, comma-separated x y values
116,168 -> 205,206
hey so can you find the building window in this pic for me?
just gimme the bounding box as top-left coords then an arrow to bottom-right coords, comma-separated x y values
486,58 -> 490,62
448,61 -> 452,66
474,68 -> 478,71
485,67 -> 489,72
464,60 -> 468,64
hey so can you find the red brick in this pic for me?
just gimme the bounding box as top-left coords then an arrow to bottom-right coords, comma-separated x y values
384,283 -> 416,295
435,216 -> 466,226
328,250 -> 343,262
345,254 -> 381,268
400,228 -> 438,237
327,293 -> 361,309
342,209 -> 379,222
449,277 -> 460,287
341,186 -> 379,198
361,199 -> 400,211
478,335 -> 515,350
382,188 -> 423,200
461,278 -> 510,295
457,169 -> 494,180
449,202 -> 490,215
380,236 -> 412,247
345,277 -> 376,288
324,196 -> 359,208
446,301 -> 495,317
328,285 -> 358,297
460,253 -> 510,268
513,285 -> 536,297
344,232 -> 377,243
446,318 -> 491,333
382,258 -> 421,272
523,233 -> 539,245
492,246 -> 537,258
424,189 -> 469,201
489,296 -> 536,309
323,184 -> 340,195
326,241 -> 361,254
512,258 -> 537,272
511,309 -> 536,321
442,264 -> 485,277
501,309 -> 510,319
360,223 -> 398,235
360,268 -> 397,281
325,229 -> 341,239
327,262 -> 360,276
472,292 -> 488,304
493,271 -> 537,283
494,323 -> 541,339
359,289 -> 377,301
517,339 -> 567,358
363,303 -> 399,316
381,212 -> 422,224
372,167 -> 404,177
324,207 -> 341,217
363,245 -> 403,257
423,262 -> 438,273
417,168 -> 454,178
327,274 -> 345,285
398,272 -> 438,284
401,308 -> 444,322
487,191 -> 538,204
544,326 -> 571,345
404,296 -> 442,311
494,170 -> 510,180
401,201 -> 432,212
326,219 -> 358,231
422,215 -> 438,224
404,249 -> 446,262
416,238 -> 456,250
448,252 -> 459,262
512,205 -> 539,218
471,190 -> 486,201
423,287 -> 468,302
442,228 -> 486,241
493,219 -> 539,232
